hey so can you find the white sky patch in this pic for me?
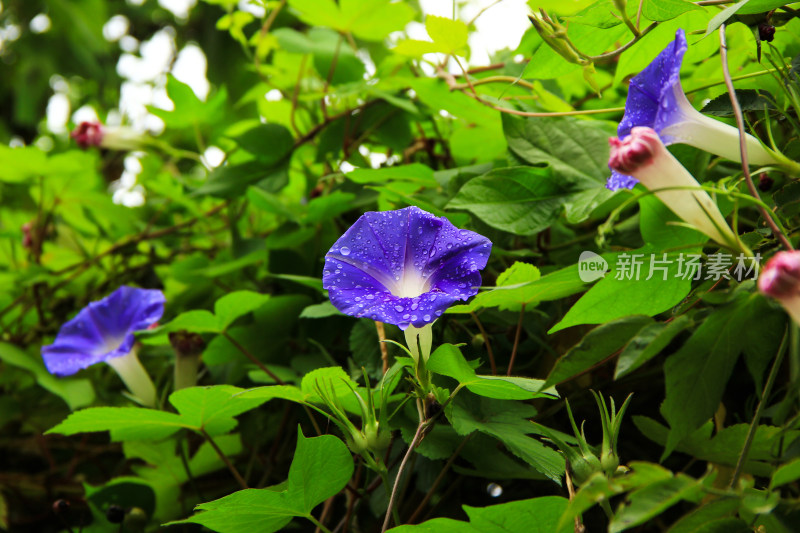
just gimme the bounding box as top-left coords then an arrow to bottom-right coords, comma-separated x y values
30,13 -> 51,34
158,0 -> 197,20
202,146 -> 226,169
103,15 -> 130,42
117,28 -> 175,83
72,104 -> 99,125
46,93 -> 69,134
238,0 -> 265,18
173,43 -> 209,100
120,35 -> 139,53
265,89 -> 283,101
408,0 -> 529,67
112,153 -> 146,207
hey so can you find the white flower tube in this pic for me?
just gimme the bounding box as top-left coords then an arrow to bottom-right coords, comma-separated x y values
609,127 -> 738,250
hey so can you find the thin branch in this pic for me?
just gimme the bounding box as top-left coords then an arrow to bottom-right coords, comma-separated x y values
406,435 -> 471,524
507,304 -> 526,376
381,405 -> 432,533
470,312 -> 496,375
375,321 -> 390,374
223,332 -> 285,384
200,428 -> 248,490
719,24 -> 793,251
730,326 -> 789,488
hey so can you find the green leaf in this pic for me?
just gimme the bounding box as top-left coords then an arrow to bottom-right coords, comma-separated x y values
425,16 -> 468,55
428,344 -> 557,400
300,301 -> 342,319
502,115 -> 614,223
176,431 -> 354,532
214,291 -> 271,331
169,385 -> 269,436
305,191 -> 356,224
287,0 -> 413,41
234,124 -> 295,166
667,499 -> 742,533
635,416 -> 794,478
469,262 -> 542,311
0,342 -> 95,410
447,395 -> 565,482
642,0 -> 699,21
550,250 -> 692,332
615,316 -> 692,379
390,496 -> 571,532
737,0 -> 788,14
197,161 -> 288,198
346,163 -> 437,187
661,294 -> 763,457
771,458 -> 800,488
448,166 -> 577,236
543,316 -> 653,389
149,75 -> 225,129
47,386 -> 274,440
609,476 -> 701,533
705,0 -> 750,36
46,408 -> 187,441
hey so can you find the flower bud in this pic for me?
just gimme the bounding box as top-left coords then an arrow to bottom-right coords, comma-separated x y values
758,23 -> 776,42
609,127 -> 739,250
71,121 -> 144,151
345,431 -> 369,454
364,421 -> 392,452
567,452 -> 602,486
759,251 -> 800,326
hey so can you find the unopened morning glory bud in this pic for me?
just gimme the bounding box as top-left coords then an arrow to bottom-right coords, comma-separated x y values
609,127 -> 739,249
71,121 -> 144,151
608,29 -> 798,191
759,251 -> 800,325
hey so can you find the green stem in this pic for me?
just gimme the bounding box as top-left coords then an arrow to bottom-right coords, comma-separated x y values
307,515 -> 333,533
200,428 -> 249,490
729,326 -> 789,489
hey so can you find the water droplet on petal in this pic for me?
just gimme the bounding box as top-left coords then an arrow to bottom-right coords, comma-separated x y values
394,305 -> 404,312
340,246 -> 351,256
423,314 -> 431,321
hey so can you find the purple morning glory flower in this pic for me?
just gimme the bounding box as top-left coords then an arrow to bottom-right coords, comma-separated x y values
42,286 -> 165,406
323,207 -> 492,330
42,286 -> 165,376
609,29 -> 784,191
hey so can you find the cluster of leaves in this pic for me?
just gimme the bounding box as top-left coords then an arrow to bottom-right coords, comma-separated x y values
3,0 -> 800,532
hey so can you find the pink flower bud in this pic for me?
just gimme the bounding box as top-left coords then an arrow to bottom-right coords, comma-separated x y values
71,121 -> 104,149
608,127 -> 738,250
759,251 -> 800,326
70,121 -> 143,151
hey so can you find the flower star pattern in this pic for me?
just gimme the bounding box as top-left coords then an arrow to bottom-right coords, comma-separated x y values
323,207 -> 491,330
42,286 -> 165,376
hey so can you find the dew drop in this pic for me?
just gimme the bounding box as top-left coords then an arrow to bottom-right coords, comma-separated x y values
394,305 -> 404,312
340,246 -> 351,256
423,314 -> 431,321
411,302 -> 418,311
487,483 -> 503,497
366,294 -> 375,300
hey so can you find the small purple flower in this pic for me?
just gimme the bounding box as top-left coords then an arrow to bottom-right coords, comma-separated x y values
42,286 -> 164,376
323,207 -> 491,330
609,29 -> 784,191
